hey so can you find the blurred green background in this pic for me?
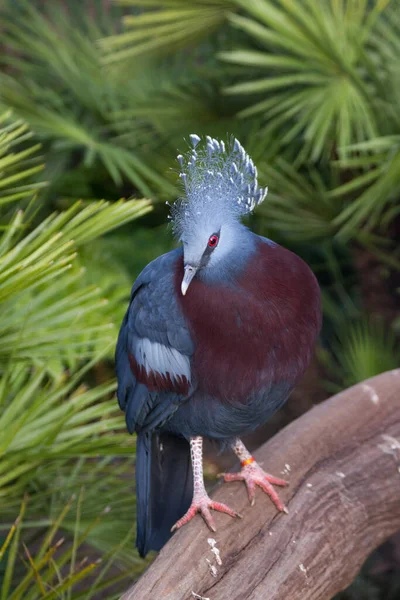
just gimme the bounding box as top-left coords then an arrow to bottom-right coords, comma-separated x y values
0,0 -> 399,598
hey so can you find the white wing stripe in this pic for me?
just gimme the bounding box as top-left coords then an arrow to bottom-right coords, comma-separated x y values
133,337 -> 191,382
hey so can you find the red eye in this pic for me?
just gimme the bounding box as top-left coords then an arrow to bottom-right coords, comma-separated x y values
208,234 -> 219,248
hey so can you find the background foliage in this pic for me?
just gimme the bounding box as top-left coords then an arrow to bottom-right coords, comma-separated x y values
0,0 -> 399,598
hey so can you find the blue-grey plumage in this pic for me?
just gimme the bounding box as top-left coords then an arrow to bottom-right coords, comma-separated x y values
115,134 -> 321,557
115,249 -> 196,557
116,249 -> 193,434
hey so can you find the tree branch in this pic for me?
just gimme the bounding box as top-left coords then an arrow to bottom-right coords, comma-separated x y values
121,370 -> 400,600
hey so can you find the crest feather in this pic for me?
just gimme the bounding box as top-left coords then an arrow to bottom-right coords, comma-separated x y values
170,135 -> 268,239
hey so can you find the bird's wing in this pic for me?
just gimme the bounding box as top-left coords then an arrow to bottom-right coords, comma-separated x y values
115,248 -> 194,434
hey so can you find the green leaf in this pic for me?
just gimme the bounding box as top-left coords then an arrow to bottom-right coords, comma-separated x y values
220,0 -> 383,162
328,318 -> 400,389
100,0 -> 233,62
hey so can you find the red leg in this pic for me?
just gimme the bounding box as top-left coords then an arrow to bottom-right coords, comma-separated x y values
219,438 -> 288,512
171,436 -> 242,533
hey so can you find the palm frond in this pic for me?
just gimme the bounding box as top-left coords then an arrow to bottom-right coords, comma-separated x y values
221,0 -> 387,161
0,113 -> 152,581
0,495 -> 140,599
327,3 -> 400,240
257,157 -> 341,242
331,139 -> 400,241
0,198 -> 151,366
0,359 -> 136,505
327,318 -> 400,390
100,0 -> 234,63
0,2 -> 176,198
0,111 -> 45,207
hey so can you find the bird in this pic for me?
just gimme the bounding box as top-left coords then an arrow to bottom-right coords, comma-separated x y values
115,134 -> 322,558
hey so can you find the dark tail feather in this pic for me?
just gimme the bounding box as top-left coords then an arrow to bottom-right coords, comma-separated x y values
135,432 -> 192,557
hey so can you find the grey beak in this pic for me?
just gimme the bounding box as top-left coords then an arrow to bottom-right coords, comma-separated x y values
181,264 -> 198,296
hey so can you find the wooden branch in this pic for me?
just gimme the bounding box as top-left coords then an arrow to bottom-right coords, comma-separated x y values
121,370 -> 400,600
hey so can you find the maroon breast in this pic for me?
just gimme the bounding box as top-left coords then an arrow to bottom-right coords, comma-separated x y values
176,240 -> 321,402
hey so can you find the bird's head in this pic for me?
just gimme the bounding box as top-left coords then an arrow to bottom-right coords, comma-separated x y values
170,135 -> 268,296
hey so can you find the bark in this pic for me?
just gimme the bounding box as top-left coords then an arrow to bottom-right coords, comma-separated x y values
121,370 -> 400,600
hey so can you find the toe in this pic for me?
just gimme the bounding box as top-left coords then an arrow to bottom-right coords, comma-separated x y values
264,474 -> 288,487
210,501 -> 242,519
171,506 -> 197,532
245,480 -> 256,506
200,507 -> 217,532
218,472 -> 243,483
258,480 -> 286,512
171,516 -> 187,532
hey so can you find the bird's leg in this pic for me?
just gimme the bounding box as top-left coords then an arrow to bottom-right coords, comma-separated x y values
219,438 -> 288,512
171,436 -> 242,533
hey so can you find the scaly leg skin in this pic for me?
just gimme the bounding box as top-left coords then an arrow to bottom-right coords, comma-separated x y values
171,436 -> 242,533
219,438 -> 289,513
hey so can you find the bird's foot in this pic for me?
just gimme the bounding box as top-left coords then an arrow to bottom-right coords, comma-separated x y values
170,493 -> 242,533
218,460 -> 288,512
